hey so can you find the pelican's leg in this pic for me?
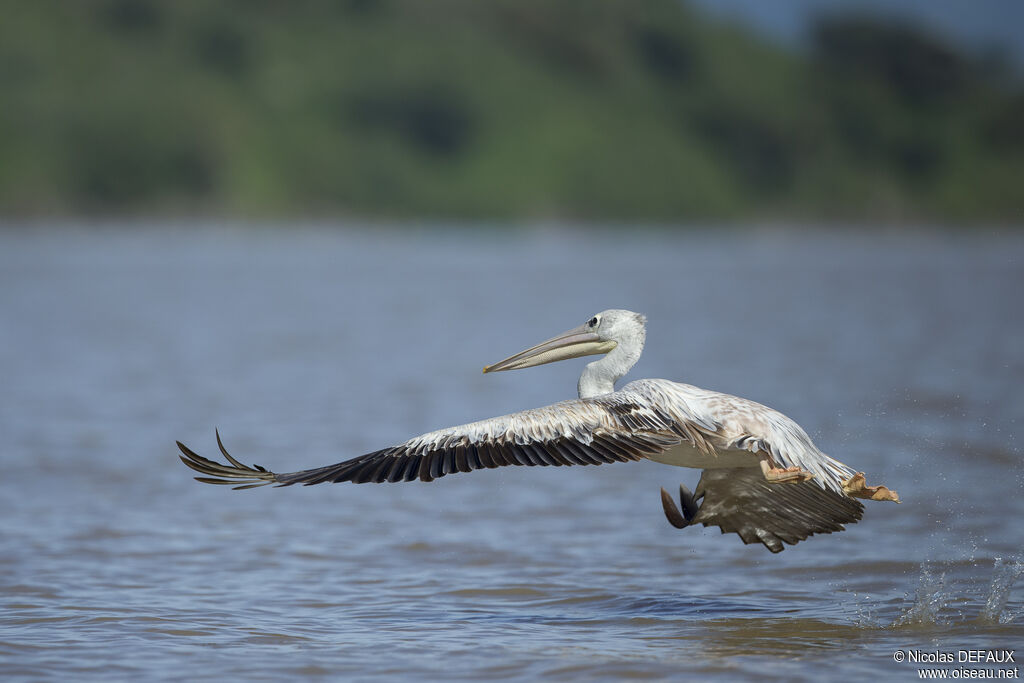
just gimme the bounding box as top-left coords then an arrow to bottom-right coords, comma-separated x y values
759,455 -> 815,484
660,483 -> 700,529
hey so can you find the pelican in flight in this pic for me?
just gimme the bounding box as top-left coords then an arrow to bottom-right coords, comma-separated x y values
179,310 -> 898,552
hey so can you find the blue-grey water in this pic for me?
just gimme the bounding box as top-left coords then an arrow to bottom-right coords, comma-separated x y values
1,224 -> 1022,681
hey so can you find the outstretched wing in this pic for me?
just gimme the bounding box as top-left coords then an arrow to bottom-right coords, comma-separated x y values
178,389 -> 714,489
688,468 -> 864,552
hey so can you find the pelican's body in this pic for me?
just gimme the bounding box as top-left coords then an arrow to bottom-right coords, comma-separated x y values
179,309 -> 898,552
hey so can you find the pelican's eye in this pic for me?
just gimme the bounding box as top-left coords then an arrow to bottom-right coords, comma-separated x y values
588,316 -> 599,328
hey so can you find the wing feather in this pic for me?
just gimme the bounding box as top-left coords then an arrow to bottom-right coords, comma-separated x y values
177,386 -> 695,489
690,468 -> 864,553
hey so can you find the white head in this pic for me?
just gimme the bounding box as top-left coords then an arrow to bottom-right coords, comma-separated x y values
483,309 -> 646,398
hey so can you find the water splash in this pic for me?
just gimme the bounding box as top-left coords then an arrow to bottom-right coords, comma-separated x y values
893,565 -> 952,627
849,592 -> 881,629
889,557 -> 1023,628
979,556 -> 1024,624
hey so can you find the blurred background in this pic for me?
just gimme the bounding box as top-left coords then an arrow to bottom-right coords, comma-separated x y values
1,0 -> 1022,223
2,2 -> 1022,681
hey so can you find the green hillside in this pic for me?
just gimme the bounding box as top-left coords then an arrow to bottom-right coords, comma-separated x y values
1,0 -> 1021,223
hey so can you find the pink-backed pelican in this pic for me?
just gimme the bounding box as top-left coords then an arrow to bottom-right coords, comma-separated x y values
178,309 -> 899,552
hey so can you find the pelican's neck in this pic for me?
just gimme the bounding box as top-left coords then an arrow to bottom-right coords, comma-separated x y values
577,338 -> 643,399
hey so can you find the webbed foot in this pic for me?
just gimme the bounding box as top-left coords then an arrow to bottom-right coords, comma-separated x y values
842,472 -> 900,502
760,458 -> 816,484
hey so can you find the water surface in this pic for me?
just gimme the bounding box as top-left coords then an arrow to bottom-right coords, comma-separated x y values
1,225 -> 1021,680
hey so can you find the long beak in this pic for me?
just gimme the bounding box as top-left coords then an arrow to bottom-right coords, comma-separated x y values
483,323 -> 617,373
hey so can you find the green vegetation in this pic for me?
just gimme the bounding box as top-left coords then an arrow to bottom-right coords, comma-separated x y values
1,0 -> 1021,222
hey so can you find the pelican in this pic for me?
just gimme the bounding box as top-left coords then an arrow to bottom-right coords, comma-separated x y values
179,309 -> 899,552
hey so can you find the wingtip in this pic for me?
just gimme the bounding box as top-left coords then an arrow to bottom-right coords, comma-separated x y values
678,483 -> 700,521
660,487 -> 691,529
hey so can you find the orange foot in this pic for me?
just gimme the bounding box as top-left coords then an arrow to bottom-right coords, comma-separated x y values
760,459 -> 816,484
843,472 -> 900,502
